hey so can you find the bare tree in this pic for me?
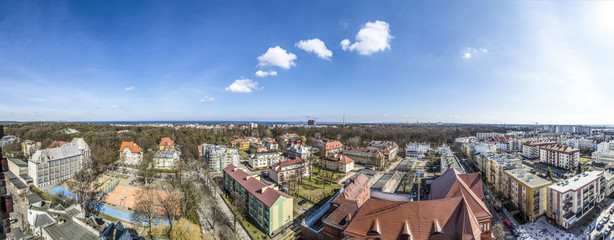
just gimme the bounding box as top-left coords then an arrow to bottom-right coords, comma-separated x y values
132,185 -> 158,239
157,183 -> 183,239
492,223 -> 505,240
139,151 -> 155,185
70,156 -> 100,214
229,192 -> 246,239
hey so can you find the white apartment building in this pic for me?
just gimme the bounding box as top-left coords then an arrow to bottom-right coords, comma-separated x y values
439,144 -> 452,156
248,151 -> 282,169
522,140 -> 556,159
476,132 -> 502,141
593,141 -> 614,165
202,144 -> 240,172
540,144 -> 580,170
547,171 -> 604,229
28,144 -> 83,187
119,141 -> 143,167
405,142 -> 431,158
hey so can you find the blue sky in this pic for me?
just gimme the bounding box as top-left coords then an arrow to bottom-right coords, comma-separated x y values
1,1 -> 613,124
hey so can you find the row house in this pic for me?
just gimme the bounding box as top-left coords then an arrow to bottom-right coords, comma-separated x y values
268,158 -> 311,184
249,151 -> 282,169
223,165 -> 293,236
540,144 -> 580,170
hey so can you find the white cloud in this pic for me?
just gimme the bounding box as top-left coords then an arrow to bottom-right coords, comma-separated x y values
225,79 -> 260,93
257,46 -> 297,69
340,20 -> 393,55
295,38 -> 332,60
111,105 -> 119,109
255,70 -> 278,77
199,96 -> 215,102
124,86 -> 135,91
462,47 -> 488,59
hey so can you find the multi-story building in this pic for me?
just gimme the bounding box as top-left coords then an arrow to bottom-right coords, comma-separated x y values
268,158 -> 311,184
405,142 -> 430,158
321,154 -> 355,173
262,138 -> 278,150
119,141 -> 143,167
202,144 -> 240,172
313,138 -> 344,156
441,155 -> 465,174
366,140 -> 398,161
503,169 -> 553,221
27,201 -> 98,240
28,143 -> 84,187
249,151 -> 282,169
592,141 -> 614,165
71,138 -> 91,160
477,132 -> 503,141
439,144 -> 452,156
153,149 -> 180,170
6,158 -> 31,193
285,142 -> 311,159
250,143 -> 269,154
546,171 -> 604,229
231,137 -> 259,150
223,165 -> 293,236
540,144 -> 580,170
522,140 -> 556,159
0,128 -> 15,239
280,133 -> 301,142
488,154 -> 523,192
342,147 -> 384,168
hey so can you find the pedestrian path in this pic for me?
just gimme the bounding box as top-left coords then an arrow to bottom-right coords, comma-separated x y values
515,216 -> 581,240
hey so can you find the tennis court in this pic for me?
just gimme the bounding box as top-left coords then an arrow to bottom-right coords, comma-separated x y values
103,185 -> 183,215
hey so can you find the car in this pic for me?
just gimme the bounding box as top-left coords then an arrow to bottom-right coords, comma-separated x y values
608,221 -> 614,229
605,230 -> 611,237
510,228 -> 519,237
298,199 -> 307,206
504,220 -> 512,228
610,208 -> 613,214
493,206 -> 501,212
485,195 -> 491,200
597,221 -> 605,231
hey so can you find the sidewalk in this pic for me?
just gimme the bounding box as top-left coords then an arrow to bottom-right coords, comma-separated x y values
204,183 -> 251,240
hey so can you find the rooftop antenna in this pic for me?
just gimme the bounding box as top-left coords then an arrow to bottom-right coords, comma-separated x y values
343,113 -> 345,128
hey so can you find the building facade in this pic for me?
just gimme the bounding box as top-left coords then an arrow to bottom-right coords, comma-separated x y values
546,171 -> 604,229
405,142 -> 430,158
366,141 -> 398,161
285,142 -> 311,160
321,154 -> 354,173
28,143 -> 84,187
153,150 -> 180,170
341,147 -> 384,168
119,142 -> 143,167
503,169 -> 552,221
202,144 -> 240,172
223,165 -> 293,236
249,151 -> 282,169
268,158 -> 311,184
522,140 -> 556,159
477,132 -> 503,141
539,144 -> 580,170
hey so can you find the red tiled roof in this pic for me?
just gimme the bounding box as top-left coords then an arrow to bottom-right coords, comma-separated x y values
430,168 -> 491,221
119,142 -> 143,153
540,144 -> 580,153
325,154 -> 354,164
159,137 -> 175,150
48,141 -> 69,149
324,140 -> 344,150
324,174 -> 370,228
223,164 -> 292,208
278,158 -> 304,166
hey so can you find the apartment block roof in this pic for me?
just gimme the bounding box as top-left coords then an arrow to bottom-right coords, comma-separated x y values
324,154 -> 354,164
224,164 -> 292,208
523,140 -> 556,146
119,141 -> 143,153
549,170 -> 603,193
30,144 -> 82,164
540,144 -> 580,154
504,169 -> 552,189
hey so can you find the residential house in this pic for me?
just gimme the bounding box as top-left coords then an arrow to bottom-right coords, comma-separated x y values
313,138 -> 344,156
249,151 -> 282,169
22,140 -> 42,156
119,142 -> 143,167
540,144 -> 580,170
342,147 -> 384,168
153,149 -> 180,170
223,165 -> 293,236
268,158 -> 311,184
366,140 -> 398,161
250,143 -> 269,154
159,137 -> 175,150
262,138 -> 279,150
322,154 -> 354,174
502,169 -> 553,221
27,201 -> 98,240
546,171 -> 604,229
286,142 -> 311,159
405,142 -> 430,158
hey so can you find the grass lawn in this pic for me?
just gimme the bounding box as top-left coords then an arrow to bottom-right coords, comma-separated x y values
31,187 -> 71,208
312,166 -> 345,181
289,176 -> 341,203
580,157 -> 592,164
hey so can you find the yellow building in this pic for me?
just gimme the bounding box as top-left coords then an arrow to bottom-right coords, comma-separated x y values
503,169 -> 553,221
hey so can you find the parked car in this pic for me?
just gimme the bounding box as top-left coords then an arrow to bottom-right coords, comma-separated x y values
610,208 -> 613,214
298,199 -> 307,206
608,221 -> 614,229
493,206 -> 501,212
504,220 -> 512,228
597,221 -> 605,231
510,228 -> 519,237
605,230 -> 611,237
485,195 -> 490,200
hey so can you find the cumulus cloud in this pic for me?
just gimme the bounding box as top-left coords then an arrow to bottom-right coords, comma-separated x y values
199,96 -> 215,102
257,46 -> 297,69
255,70 -> 278,77
124,86 -> 135,91
341,20 -> 392,55
111,105 -> 119,109
462,47 -> 488,59
295,38 -> 332,60
225,79 -> 260,93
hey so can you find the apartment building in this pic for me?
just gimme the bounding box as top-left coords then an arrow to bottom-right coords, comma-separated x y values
249,151 -> 282,169
285,142 -> 311,159
366,140 -> 398,161
153,149 -> 180,170
262,138 -> 278,150
592,141 -> 614,165
231,137 -> 259,150
477,132 -> 503,141
405,142 -> 430,158
28,143 -> 83,187
312,138 -> 344,155
522,140 -> 556,159
342,147 -> 384,168
503,169 -> 553,221
119,141 -> 143,167
488,154 -> 523,192
540,144 -> 580,170
546,171 -> 604,229
268,158 -> 311,184
439,144 -> 452,156
321,154 -> 354,173
159,137 -> 175,150
223,165 -> 293,236
202,144 -> 240,172
21,140 -> 42,156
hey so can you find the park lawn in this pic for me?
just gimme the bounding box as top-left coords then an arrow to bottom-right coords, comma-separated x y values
580,157 -> 592,164
291,176 -> 341,203
312,166 -> 345,181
